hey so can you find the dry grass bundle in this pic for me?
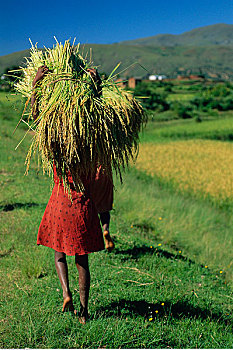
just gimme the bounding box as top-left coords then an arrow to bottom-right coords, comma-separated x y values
14,39 -> 146,193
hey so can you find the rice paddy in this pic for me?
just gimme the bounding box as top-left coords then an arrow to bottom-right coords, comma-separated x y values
135,140 -> 233,204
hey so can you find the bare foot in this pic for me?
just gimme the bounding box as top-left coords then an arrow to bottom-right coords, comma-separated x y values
62,296 -> 77,315
78,315 -> 87,324
78,308 -> 89,324
103,230 -> 115,252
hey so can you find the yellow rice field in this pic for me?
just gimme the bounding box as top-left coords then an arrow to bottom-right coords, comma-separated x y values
135,140 -> 233,202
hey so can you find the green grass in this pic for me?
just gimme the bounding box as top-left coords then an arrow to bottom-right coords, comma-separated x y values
141,114 -> 233,143
167,93 -> 195,102
1,92 -> 233,348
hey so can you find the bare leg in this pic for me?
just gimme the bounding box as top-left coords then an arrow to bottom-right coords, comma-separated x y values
54,251 -> 75,313
75,254 -> 90,323
100,211 -> 115,252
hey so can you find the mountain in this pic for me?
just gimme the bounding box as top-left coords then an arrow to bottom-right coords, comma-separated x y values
0,24 -> 233,79
120,23 -> 233,47
0,49 -> 30,75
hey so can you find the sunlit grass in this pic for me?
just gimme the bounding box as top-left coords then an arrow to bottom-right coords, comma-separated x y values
167,93 -> 195,102
1,91 -> 233,349
141,115 -> 233,143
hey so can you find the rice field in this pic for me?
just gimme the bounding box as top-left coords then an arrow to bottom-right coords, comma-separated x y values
135,140 -> 233,204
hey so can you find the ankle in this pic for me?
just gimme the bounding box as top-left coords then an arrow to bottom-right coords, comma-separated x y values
63,289 -> 71,300
79,304 -> 88,317
103,230 -> 110,237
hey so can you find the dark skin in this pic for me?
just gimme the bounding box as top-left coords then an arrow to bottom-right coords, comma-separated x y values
32,66 -> 114,322
31,65 -> 49,120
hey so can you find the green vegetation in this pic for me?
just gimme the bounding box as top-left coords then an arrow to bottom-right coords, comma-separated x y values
134,81 -> 169,111
1,90 -> 233,348
141,116 -> 233,143
134,80 -> 233,123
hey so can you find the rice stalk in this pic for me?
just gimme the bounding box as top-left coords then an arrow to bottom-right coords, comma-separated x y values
14,39 -> 146,195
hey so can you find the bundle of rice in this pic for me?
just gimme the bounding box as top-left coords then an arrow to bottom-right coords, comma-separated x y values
14,39 -> 146,194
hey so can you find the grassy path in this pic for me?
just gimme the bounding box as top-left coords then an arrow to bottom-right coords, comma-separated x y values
0,93 -> 233,348
1,172 -> 233,348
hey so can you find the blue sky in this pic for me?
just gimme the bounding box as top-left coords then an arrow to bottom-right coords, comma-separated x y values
1,0 -> 233,56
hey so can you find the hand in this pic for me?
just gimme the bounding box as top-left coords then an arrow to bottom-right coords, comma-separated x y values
86,68 -> 102,96
86,68 -> 97,77
32,65 -> 49,87
86,68 -> 101,83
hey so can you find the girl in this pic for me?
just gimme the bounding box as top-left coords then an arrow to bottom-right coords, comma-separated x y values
32,66 -> 114,324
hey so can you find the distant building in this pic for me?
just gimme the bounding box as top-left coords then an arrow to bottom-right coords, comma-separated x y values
189,74 -> 205,80
177,74 -> 205,81
148,74 -> 167,81
128,77 -> 142,89
115,74 -> 170,90
177,75 -> 190,81
115,78 -> 127,88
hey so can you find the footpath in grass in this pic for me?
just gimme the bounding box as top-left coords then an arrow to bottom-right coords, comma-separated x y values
0,192 -> 233,348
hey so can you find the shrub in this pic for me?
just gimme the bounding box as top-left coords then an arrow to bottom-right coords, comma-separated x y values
171,101 -> 194,119
134,82 -> 169,112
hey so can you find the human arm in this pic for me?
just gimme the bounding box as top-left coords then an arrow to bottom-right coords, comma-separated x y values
31,66 -> 49,120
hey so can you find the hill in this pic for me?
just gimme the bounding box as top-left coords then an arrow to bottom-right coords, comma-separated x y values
120,23 -> 233,47
1,24 -> 233,79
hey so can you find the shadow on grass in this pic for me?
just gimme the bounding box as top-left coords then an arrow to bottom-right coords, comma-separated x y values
0,246 -> 14,258
0,202 -> 39,212
114,244 -> 196,265
95,299 -> 231,325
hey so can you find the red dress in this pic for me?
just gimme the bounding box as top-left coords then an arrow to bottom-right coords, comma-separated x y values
37,166 -> 105,256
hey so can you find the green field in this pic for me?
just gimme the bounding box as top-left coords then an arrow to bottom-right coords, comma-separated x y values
141,115 -> 233,142
1,92 -> 233,348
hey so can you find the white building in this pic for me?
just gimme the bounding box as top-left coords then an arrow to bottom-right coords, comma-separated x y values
149,74 -> 167,81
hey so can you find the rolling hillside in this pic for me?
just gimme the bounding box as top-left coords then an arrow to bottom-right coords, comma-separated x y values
120,23 -> 233,47
0,24 -> 233,79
